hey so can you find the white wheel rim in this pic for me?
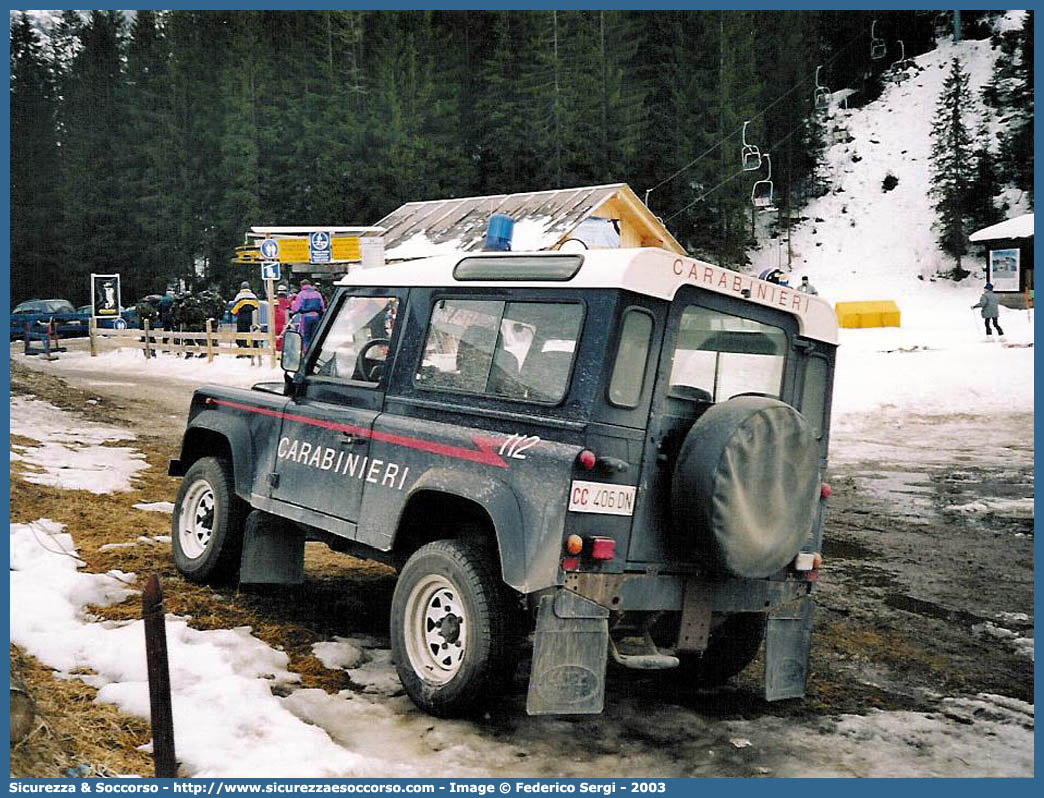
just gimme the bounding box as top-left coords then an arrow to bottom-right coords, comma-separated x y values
403,574 -> 467,685
178,478 -> 215,560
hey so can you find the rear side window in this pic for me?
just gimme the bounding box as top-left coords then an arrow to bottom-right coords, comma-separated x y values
416,299 -> 583,403
800,356 -> 829,439
608,309 -> 653,408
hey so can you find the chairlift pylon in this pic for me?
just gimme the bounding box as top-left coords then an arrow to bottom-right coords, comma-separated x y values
751,153 -> 774,209
814,65 -> 830,111
870,20 -> 886,60
741,121 -> 762,171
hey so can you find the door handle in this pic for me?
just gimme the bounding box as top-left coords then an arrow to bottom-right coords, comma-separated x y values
339,432 -> 366,447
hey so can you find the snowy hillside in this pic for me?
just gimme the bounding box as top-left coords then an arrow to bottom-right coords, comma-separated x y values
749,13 -> 1030,302
749,16 -> 1033,418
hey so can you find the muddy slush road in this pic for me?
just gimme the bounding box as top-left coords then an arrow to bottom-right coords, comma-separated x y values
9,350 -> 1035,777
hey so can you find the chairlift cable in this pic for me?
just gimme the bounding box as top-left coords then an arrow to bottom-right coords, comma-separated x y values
664,167 -> 749,223
662,111 -> 820,224
643,28 -> 865,205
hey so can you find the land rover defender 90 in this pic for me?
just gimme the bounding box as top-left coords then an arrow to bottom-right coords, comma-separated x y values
169,247 -> 837,717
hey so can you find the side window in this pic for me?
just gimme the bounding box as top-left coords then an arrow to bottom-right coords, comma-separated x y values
669,306 -> 786,402
310,296 -> 399,383
415,299 -> 583,403
608,309 -> 653,408
800,356 -> 829,439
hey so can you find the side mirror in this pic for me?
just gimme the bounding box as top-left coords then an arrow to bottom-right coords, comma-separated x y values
281,331 -> 303,373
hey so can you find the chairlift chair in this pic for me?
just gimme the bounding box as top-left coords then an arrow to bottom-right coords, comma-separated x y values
890,40 -> 914,82
741,121 -> 762,171
870,20 -> 886,60
751,154 -> 774,209
814,66 -> 830,111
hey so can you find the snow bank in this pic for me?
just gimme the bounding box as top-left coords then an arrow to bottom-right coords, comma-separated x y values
8,519 -> 402,778
133,501 -> 175,514
10,395 -> 147,493
26,348 -> 283,389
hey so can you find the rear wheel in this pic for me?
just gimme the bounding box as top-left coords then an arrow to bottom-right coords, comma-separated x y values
172,456 -> 245,584
390,539 -> 520,717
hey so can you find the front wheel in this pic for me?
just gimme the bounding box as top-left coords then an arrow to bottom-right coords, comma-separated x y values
390,539 -> 520,717
172,456 -> 246,584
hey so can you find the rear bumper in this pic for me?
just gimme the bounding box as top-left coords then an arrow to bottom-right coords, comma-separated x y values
563,571 -> 811,613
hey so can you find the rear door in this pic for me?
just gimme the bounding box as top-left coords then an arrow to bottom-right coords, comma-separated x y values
271,289 -> 404,534
628,285 -> 798,565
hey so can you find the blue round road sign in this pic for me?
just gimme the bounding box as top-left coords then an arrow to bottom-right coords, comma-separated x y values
310,231 -> 331,252
260,238 -> 279,260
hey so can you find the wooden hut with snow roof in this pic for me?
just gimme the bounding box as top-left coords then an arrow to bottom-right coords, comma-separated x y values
969,213 -> 1034,307
374,183 -> 686,261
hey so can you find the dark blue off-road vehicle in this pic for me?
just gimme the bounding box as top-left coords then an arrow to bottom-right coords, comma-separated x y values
169,248 -> 838,717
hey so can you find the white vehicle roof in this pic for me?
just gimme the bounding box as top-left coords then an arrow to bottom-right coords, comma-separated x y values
338,247 -> 839,344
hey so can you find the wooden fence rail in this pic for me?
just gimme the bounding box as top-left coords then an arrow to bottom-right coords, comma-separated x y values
89,318 -> 277,367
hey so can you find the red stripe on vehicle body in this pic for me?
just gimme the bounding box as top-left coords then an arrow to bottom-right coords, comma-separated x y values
209,397 -> 510,468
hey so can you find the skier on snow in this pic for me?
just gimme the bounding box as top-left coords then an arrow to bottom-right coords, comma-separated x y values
971,282 -> 1005,340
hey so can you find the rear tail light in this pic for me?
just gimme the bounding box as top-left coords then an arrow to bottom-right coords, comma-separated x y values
565,534 -> 584,555
589,537 -> 615,561
577,449 -> 597,471
561,557 -> 580,572
820,482 -> 832,499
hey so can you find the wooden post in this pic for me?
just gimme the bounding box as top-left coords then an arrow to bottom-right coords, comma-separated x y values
266,275 -> 277,369
142,574 -> 176,778
88,316 -> 98,357
206,319 -> 215,363
142,318 -> 152,359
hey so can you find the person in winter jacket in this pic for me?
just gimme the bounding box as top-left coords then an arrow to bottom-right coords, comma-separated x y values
291,279 -> 327,351
972,282 -> 1004,338
274,284 -> 291,352
231,281 -> 261,355
797,276 -> 818,295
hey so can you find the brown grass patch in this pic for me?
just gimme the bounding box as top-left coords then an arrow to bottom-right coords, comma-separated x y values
9,647 -> 154,778
10,364 -> 403,775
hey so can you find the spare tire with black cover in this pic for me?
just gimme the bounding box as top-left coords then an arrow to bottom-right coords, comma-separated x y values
671,396 -> 819,578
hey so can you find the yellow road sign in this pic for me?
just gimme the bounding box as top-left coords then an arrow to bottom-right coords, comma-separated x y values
276,238 -> 310,263
234,235 -> 365,265
332,237 -> 361,261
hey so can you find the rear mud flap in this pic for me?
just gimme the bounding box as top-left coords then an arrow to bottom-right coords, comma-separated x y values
526,590 -> 609,716
239,510 -> 305,585
764,595 -> 813,701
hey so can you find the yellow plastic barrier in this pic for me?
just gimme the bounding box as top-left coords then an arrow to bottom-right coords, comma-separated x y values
834,300 -> 901,329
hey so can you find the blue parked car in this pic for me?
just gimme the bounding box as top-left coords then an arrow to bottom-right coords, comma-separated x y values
76,304 -> 137,330
10,299 -> 87,340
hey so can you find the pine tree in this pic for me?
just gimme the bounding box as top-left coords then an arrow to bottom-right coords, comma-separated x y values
56,10 -> 128,301
999,11 -> 1033,203
966,120 -> 1002,232
123,10 -> 180,298
10,13 -> 63,304
929,58 -> 975,278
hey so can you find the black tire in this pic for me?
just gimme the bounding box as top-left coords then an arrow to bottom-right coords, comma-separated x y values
172,456 -> 246,584
390,539 -> 520,717
675,613 -> 766,687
